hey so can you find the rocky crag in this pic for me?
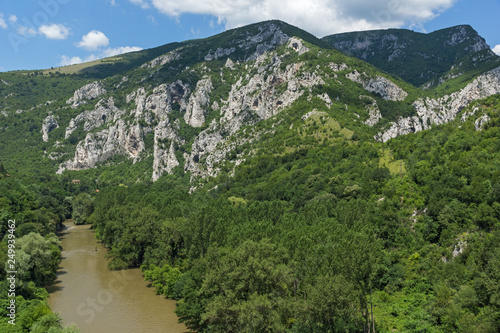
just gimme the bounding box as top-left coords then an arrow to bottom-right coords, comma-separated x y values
22,20 -> 498,182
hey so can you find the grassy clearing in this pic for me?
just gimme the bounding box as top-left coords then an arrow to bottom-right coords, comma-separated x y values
379,148 -> 406,175
299,110 -> 354,140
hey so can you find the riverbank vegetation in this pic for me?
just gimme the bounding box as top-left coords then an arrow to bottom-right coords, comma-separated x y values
0,169 -> 79,332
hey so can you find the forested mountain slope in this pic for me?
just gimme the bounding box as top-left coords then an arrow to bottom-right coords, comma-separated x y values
1,19 -> 500,333
1,20 -> 500,187
322,25 -> 500,89
90,94 -> 500,332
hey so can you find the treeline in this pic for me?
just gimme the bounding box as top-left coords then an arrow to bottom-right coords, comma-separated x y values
0,169 -> 79,332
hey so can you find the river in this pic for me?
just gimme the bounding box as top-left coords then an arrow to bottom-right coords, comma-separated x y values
47,221 -> 188,333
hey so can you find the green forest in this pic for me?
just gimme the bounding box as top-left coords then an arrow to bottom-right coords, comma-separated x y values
1,19 -> 500,333
0,167 -> 80,332
1,94 -> 500,332
87,95 -> 500,332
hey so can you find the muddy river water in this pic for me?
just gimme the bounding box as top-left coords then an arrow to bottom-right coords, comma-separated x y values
47,222 -> 187,333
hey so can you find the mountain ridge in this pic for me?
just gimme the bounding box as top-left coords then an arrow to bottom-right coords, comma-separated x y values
321,24 -> 500,89
0,20 -> 499,185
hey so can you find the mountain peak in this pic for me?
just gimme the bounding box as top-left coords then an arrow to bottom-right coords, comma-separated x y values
321,25 -> 500,87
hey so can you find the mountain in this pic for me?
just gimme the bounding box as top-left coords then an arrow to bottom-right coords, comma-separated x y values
1,20 -> 499,185
322,25 -> 500,89
2,20 -> 500,333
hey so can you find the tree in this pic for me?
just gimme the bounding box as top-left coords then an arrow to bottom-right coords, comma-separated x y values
72,193 -> 94,225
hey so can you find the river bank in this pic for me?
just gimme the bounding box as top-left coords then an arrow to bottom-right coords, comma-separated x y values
47,221 -> 187,333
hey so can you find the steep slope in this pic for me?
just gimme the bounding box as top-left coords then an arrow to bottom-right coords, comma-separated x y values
0,20 -> 418,185
1,20 -> 500,186
322,25 -> 500,89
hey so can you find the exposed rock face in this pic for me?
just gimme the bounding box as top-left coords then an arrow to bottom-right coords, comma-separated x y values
204,22 -> 290,62
58,34 -> 327,181
475,114 -> 491,131
205,47 -> 237,61
184,78 -> 213,127
225,58 -> 236,69
184,41 -> 325,180
66,81 -> 106,108
57,120 -> 144,173
41,115 -> 59,142
375,116 -> 424,143
65,97 -> 125,139
151,118 -> 183,181
346,70 -> 408,101
153,141 -> 179,181
360,96 -> 382,126
288,37 -> 310,55
221,59 -> 324,121
376,66 -> 500,142
318,93 -> 332,108
184,113 -> 257,180
330,63 -> 349,72
142,50 -> 180,68
322,25 -> 500,87
60,79 -> 191,179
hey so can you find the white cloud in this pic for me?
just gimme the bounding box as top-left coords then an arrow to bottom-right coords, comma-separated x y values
17,25 -> 37,37
147,0 -> 456,36
60,55 -> 84,66
0,14 -> 7,29
130,0 -> 150,9
39,24 -> 70,40
493,44 -> 500,56
9,15 -> 17,24
101,46 -> 143,57
60,46 -> 143,67
77,30 -> 110,50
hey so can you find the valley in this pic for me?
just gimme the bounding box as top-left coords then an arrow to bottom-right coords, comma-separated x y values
1,19 -> 500,332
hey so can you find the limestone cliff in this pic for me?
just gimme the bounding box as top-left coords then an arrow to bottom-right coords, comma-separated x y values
66,81 -> 106,108
376,66 -> 500,142
41,115 -> 59,142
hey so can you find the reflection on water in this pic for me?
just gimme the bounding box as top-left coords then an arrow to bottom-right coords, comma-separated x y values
48,221 -> 187,333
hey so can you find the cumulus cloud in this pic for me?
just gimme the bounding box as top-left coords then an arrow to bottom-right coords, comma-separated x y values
17,25 -> 37,37
493,45 -> 500,56
39,24 -> 70,40
143,0 -> 456,36
0,14 -> 7,29
77,30 -> 110,51
9,15 -> 17,23
60,55 -> 84,66
102,46 -> 143,57
60,46 -> 143,67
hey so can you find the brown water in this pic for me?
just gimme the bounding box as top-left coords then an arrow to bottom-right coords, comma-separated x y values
47,221 -> 188,333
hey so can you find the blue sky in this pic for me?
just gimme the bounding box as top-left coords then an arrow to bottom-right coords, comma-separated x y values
0,0 -> 499,72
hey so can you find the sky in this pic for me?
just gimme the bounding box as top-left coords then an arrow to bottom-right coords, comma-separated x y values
0,0 -> 499,72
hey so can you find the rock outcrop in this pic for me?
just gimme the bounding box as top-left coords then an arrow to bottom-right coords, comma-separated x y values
65,97 -> 125,139
475,114 -> 491,131
346,70 -> 408,101
142,50 -> 180,69
184,78 -> 213,127
58,120 -> 144,173
376,66 -> 500,142
41,115 -> 59,142
66,81 -> 106,108
360,96 -> 382,126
